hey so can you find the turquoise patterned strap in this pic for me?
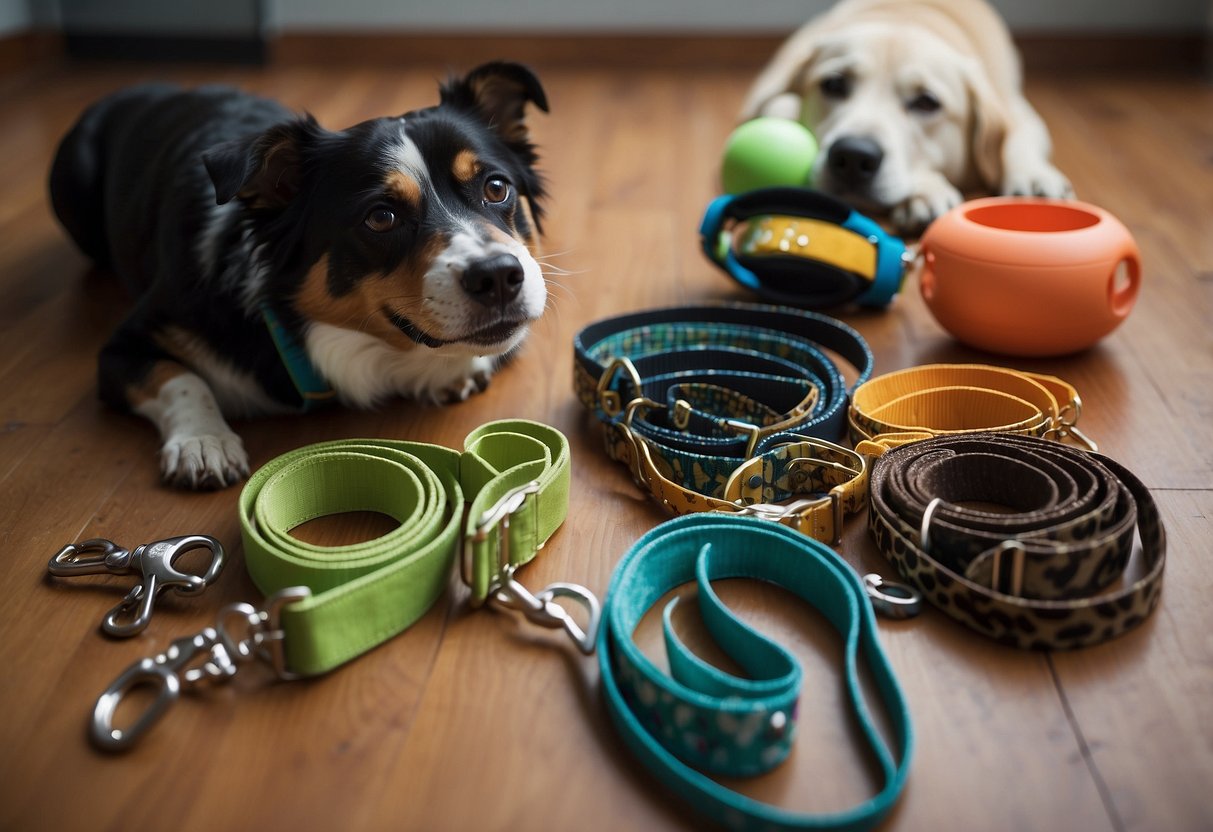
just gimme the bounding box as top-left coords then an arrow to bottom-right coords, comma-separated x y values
599,514 -> 912,831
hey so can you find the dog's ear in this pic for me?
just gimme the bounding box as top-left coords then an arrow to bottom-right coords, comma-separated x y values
967,69 -> 1010,191
738,32 -> 817,121
203,116 -> 324,208
440,61 -> 549,144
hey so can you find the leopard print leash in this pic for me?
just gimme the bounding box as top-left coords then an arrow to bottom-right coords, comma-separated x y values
867,433 -> 1165,649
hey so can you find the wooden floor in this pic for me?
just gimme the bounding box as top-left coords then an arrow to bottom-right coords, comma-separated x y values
0,53 -> 1210,832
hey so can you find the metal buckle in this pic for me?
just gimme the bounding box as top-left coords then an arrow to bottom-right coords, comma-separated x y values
990,540 -> 1027,596
672,398 -> 692,430
723,418 -> 761,459
91,585 -> 311,752
461,480 -> 542,603
48,535 -> 226,637
733,489 -> 845,546
595,356 -> 643,418
1045,396 -> 1098,452
489,564 -> 601,655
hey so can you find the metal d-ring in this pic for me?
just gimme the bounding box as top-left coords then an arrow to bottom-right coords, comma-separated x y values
863,574 -> 922,620
918,497 -> 944,554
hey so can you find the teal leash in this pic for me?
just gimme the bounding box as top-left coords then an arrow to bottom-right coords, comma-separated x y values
598,513 -> 913,830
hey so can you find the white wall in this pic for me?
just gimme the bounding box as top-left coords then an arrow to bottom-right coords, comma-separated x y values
13,0 -> 1213,36
276,0 -> 1210,33
0,0 -> 30,37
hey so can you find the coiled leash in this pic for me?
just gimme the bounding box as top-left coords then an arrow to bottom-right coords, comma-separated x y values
699,187 -> 909,309
90,420 -> 576,751
848,363 -> 1097,452
600,513 -> 913,831
867,433 -> 1166,649
574,303 -> 875,544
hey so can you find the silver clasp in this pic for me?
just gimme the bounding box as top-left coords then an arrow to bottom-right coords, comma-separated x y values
461,480 -> 542,601
49,535 -> 226,637
90,586 -> 310,752
490,564 -> 601,655
863,574 -> 922,619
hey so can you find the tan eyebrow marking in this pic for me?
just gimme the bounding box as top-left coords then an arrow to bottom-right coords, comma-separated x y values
452,149 -> 481,183
385,170 -> 422,207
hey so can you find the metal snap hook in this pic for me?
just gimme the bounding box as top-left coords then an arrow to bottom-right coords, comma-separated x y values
490,565 -> 601,655
49,534 -> 226,637
91,628 -> 227,752
863,574 -> 922,620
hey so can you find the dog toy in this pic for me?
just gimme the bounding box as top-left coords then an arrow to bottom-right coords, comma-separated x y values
919,197 -> 1141,356
700,186 -> 907,308
720,117 -> 818,194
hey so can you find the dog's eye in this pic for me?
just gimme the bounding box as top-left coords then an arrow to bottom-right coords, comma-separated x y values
364,207 -> 400,233
819,74 -> 851,99
908,92 -> 941,114
483,177 -> 512,204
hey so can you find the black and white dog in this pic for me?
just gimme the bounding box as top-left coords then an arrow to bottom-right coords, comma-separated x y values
50,62 -> 550,489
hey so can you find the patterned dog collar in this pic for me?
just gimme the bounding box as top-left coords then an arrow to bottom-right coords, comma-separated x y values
699,187 -> 908,308
574,303 -> 874,543
867,433 -> 1166,649
600,513 -> 913,829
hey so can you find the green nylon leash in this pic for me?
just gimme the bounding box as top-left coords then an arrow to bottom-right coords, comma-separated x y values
600,513 -> 913,831
91,419 -> 571,749
240,419 -> 571,676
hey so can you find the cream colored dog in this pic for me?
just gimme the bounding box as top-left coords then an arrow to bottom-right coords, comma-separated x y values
741,0 -> 1072,232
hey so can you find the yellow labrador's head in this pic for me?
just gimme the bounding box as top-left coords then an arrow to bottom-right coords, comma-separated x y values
758,22 -> 1007,214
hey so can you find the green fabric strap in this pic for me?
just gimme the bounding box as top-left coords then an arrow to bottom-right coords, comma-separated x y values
238,420 -> 570,677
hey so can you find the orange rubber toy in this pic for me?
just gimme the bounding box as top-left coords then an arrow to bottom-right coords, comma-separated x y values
919,197 -> 1140,357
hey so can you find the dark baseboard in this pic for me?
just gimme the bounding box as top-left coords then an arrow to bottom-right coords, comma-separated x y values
0,29 -> 1206,75
63,32 -> 268,65
270,30 -> 1209,74
270,32 -> 782,69
1015,31 -> 1208,74
0,31 -> 63,77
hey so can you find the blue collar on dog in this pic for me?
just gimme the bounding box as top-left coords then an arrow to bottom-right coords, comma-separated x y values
261,305 -> 336,411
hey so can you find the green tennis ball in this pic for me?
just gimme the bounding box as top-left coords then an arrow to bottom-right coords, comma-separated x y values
721,117 -> 819,194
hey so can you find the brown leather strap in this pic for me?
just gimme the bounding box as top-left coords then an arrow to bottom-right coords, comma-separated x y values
867,433 -> 1165,649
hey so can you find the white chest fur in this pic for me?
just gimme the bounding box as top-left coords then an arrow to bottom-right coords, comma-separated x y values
303,322 -> 503,407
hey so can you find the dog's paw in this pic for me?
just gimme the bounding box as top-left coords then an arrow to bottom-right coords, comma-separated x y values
890,176 -> 963,235
1002,162 -> 1074,199
159,431 -> 250,490
435,367 -> 493,405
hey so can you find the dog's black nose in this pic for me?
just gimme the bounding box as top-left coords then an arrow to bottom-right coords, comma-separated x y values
827,137 -> 884,186
460,254 -> 525,307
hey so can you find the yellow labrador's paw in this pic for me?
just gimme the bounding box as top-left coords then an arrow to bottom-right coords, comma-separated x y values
160,431 -> 250,490
890,177 -> 963,235
1002,163 -> 1074,199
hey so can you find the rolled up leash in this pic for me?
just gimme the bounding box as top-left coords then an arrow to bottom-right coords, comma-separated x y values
867,433 -> 1165,649
848,363 -> 1096,452
600,513 -> 913,831
90,420 -> 572,750
699,187 -> 908,308
574,303 -> 875,543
